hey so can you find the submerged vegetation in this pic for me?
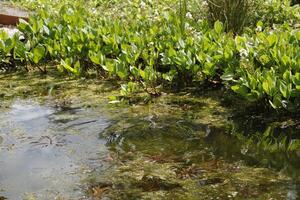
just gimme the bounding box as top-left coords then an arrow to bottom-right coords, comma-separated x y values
1,71 -> 299,199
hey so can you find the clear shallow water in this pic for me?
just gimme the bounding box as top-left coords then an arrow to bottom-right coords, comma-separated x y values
0,97 -> 299,199
99,112 -> 300,199
0,99 -> 110,199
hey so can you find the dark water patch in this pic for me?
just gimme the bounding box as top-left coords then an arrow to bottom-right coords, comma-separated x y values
134,176 -> 181,192
98,108 -> 300,199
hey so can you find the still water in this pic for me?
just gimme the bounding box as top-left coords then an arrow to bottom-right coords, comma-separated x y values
0,99 -> 110,199
0,90 -> 299,199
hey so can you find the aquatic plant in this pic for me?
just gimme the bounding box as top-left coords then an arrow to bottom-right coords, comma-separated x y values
1,0 -> 300,110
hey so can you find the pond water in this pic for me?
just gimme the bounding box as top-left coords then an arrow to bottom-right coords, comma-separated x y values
0,74 -> 299,199
0,99 -> 110,199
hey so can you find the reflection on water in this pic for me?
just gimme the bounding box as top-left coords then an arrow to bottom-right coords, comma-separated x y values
0,97 -> 299,199
98,115 -> 300,199
0,99 -> 110,200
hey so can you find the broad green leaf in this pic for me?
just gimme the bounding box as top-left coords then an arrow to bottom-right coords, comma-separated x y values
74,60 -> 81,76
283,70 -> 292,82
288,139 -> 300,151
231,85 -> 248,96
269,95 -> 282,109
221,72 -> 235,81
168,47 -> 177,57
32,45 -> 45,64
18,19 -> 32,33
267,34 -> 277,47
293,73 -> 300,85
281,55 -> 290,66
13,41 -> 26,60
60,58 -> 74,73
262,72 -> 276,96
203,62 -> 215,76
295,31 -> 300,41
279,81 -> 291,99
102,59 -> 115,72
89,52 -> 104,65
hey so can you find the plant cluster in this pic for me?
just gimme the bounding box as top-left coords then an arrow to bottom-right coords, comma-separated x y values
228,23 -> 300,109
1,0 -> 300,110
1,3 -> 237,94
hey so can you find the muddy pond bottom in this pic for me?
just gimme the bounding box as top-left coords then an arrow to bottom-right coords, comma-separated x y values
0,96 -> 299,200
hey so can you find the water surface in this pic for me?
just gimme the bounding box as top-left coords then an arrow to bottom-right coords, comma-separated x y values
0,74 -> 299,199
0,99 -> 110,199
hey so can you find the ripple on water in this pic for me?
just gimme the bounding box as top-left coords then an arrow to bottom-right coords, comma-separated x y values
0,99 -> 110,200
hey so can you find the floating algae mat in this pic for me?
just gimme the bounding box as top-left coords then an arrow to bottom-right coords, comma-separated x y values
0,72 -> 299,199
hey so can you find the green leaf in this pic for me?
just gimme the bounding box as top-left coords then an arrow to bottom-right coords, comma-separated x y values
203,62 -> 215,76
130,66 -> 139,78
60,58 -> 74,73
295,31 -> 300,41
168,47 -> 177,57
18,19 -> 32,33
262,72 -> 276,96
281,55 -> 290,66
4,38 -> 14,53
221,72 -> 235,81
89,52 -> 104,65
293,72 -> 300,85
102,59 -> 115,72
269,95 -> 282,109
259,55 -> 270,65
31,18 -> 44,34
74,60 -> 81,76
214,21 -> 223,34
116,61 -> 127,79
256,21 -> 264,29
13,41 -> 26,60
283,70 -> 291,82
266,34 -> 277,47
32,45 -> 45,64
279,80 -> 291,99
288,139 -> 300,151
231,85 -> 248,96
